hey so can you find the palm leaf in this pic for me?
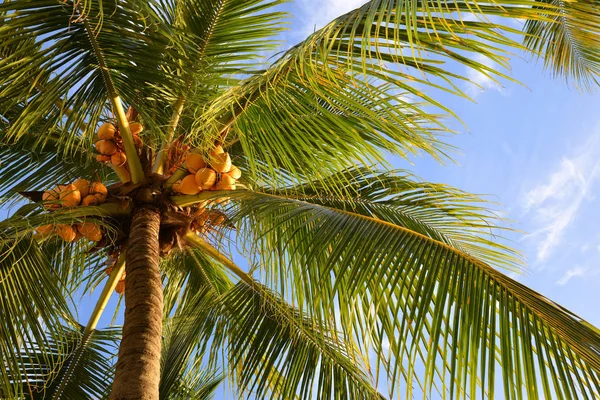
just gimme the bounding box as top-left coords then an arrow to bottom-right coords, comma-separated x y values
222,189 -> 600,398
2,325 -> 119,400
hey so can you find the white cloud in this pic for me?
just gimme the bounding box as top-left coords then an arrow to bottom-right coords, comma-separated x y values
556,266 -> 589,286
465,53 -> 504,98
521,131 -> 600,261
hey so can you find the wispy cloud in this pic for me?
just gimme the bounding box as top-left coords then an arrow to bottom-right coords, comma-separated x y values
555,266 -> 589,286
521,130 -> 600,262
464,53 -> 504,98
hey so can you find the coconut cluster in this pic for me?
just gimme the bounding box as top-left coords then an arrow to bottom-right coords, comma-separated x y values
37,179 -> 108,242
173,146 -> 241,195
95,122 -> 143,167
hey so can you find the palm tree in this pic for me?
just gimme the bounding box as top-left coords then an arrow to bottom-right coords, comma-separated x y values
1,0 -> 599,398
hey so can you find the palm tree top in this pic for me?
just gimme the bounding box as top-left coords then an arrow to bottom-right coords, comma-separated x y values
1,0 -> 600,399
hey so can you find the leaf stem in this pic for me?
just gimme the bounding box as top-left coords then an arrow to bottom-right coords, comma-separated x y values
81,16 -> 145,184
152,95 -> 186,175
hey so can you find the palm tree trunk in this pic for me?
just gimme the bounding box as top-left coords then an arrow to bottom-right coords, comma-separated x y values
110,206 -> 163,400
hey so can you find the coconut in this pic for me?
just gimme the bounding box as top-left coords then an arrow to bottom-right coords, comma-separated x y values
77,222 -> 102,241
186,153 -> 206,174
175,174 -> 201,195
132,134 -> 143,148
111,151 -> 127,167
195,168 -> 217,190
95,140 -> 118,155
36,224 -> 54,235
42,189 -> 60,210
56,224 -> 77,242
211,152 -> 231,173
98,123 -> 116,140
215,174 -> 236,191
82,195 -> 98,206
90,182 -> 108,203
73,178 -> 91,197
115,280 -> 125,294
211,145 -> 224,156
96,154 -> 111,163
227,165 -> 241,180
129,122 -> 143,135
57,184 -> 81,207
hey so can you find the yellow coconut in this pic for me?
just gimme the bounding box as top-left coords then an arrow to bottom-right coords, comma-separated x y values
95,140 -> 118,155
175,174 -> 201,195
77,222 -> 102,242
96,154 -> 111,163
215,174 -> 236,191
115,280 -> 125,294
111,151 -> 127,167
210,145 -> 224,156
129,122 -> 143,135
57,184 -> 81,207
82,195 -> 99,206
56,224 -> 77,242
36,224 -> 54,235
210,152 -> 231,173
195,168 -> 217,190
227,165 -> 241,180
42,189 -> 60,210
97,123 -> 116,140
73,178 -> 91,197
186,153 -> 206,174
90,182 -> 108,203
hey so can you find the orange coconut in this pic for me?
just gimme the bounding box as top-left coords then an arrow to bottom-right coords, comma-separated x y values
210,145 -> 224,156
210,152 -> 231,173
57,184 -> 81,207
82,195 -> 98,206
56,224 -> 77,242
175,174 -> 201,195
215,174 -> 236,191
73,178 -> 91,197
129,122 -> 143,135
111,151 -> 127,167
115,280 -> 125,294
42,189 -> 60,210
132,134 -> 143,148
95,140 -> 118,155
195,168 -> 217,190
186,153 -> 206,174
77,222 -> 102,242
90,182 -> 108,203
97,123 -> 116,140
36,224 -> 54,235
227,165 -> 241,180
96,154 -> 111,162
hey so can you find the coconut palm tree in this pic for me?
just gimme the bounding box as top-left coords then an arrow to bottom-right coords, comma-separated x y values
1,0 -> 599,398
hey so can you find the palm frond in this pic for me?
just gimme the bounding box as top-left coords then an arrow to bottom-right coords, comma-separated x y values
524,0 -> 600,89
223,189 -> 600,398
2,325 -> 119,400
189,0 -> 582,188
0,235 -> 74,398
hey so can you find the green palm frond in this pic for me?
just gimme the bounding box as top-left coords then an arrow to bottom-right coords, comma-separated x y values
223,189 -> 600,398
260,167 -> 522,271
0,235 -> 74,398
524,0 -> 600,89
2,325 -> 119,400
189,0 -> 583,188
0,0 -> 184,149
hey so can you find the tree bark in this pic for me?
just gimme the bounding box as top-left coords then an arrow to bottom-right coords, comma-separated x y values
111,206 -> 163,400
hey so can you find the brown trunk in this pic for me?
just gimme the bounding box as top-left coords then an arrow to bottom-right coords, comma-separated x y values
110,206 -> 163,400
